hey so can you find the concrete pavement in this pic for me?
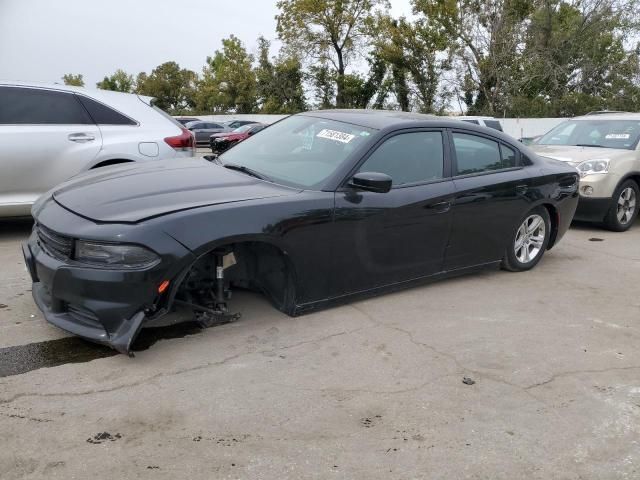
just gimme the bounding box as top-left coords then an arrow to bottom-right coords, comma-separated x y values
1,219 -> 639,479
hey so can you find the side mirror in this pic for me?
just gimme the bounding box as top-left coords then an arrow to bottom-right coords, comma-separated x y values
349,172 -> 392,193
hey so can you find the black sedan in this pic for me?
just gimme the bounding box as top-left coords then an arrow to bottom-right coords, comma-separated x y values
23,110 -> 579,354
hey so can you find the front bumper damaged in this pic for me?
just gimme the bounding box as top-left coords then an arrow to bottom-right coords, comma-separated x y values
23,230 -> 159,355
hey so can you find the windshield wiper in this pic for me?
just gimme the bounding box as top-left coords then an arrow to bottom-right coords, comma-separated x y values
223,162 -> 270,181
574,144 -> 607,148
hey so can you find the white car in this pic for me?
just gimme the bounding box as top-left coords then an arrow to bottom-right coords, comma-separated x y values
456,116 -> 504,132
0,81 -> 195,218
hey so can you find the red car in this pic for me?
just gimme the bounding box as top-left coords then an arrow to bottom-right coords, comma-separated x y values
210,123 -> 266,153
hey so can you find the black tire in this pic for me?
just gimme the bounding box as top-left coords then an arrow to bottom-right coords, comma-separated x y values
501,206 -> 551,272
602,179 -> 639,232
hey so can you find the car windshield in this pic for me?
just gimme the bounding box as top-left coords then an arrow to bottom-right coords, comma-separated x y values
537,120 -> 640,150
219,115 -> 376,189
233,125 -> 253,133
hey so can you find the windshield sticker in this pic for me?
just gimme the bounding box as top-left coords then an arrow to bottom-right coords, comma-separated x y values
605,133 -> 630,139
316,129 -> 356,143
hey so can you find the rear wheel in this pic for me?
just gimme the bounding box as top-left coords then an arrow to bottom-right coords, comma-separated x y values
602,179 -> 639,232
501,207 -> 551,272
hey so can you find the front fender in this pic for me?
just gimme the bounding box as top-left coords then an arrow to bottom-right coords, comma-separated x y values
160,191 -> 335,304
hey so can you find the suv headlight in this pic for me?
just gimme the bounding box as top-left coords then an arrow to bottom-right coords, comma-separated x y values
75,241 -> 160,269
576,159 -> 609,177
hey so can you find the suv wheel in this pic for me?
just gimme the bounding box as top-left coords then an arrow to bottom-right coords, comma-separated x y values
501,207 -> 551,272
603,179 -> 639,232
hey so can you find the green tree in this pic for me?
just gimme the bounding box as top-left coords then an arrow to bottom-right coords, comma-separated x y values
96,69 -> 135,92
413,0 -> 533,115
338,54 -> 388,108
136,62 -> 197,113
308,63 -> 336,109
276,0 -> 390,107
255,37 -> 307,113
196,35 -> 257,113
62,73 -> 84,86
511,0 -> 640,116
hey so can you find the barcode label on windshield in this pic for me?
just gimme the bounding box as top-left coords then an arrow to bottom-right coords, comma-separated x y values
605,133 -> 630,139
316,129 -> 355,143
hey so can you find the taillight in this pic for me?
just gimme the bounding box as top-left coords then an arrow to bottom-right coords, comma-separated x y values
164,127 -> 195,152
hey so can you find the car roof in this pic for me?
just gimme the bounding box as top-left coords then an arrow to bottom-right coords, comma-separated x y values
574,112 -> 640,121
0,80 -> 154,105
302,109 -> 441,129
300,109 -> 515,141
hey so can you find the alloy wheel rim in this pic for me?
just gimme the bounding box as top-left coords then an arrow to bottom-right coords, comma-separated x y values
514,214 -> 546,264
616,187 -> 637,225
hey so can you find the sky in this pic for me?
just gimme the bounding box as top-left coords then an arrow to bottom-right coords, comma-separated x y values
0,0 -> 413,87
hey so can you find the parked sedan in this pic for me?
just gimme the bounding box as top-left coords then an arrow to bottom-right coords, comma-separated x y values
23,110 -> 579,354
223,120 -> 258,129
185,120 -> 230,145
174,116 -> 200,126
210,123 -> 266,153
0,81 -> 195,218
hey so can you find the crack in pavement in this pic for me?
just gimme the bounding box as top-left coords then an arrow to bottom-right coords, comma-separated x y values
563,240 -> 640,262
0,323 -> 374,406
268,372 -> 457,396
3,301 -> 639,413
346,303 -> 640,427
524,365 -> 640,390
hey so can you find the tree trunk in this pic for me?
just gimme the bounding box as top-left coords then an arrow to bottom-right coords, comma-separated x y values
336,50 -> 346,108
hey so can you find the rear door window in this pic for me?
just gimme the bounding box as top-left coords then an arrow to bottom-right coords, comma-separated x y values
453,133 -> 512,175
76,95 -> 136,125
0,86 -> 92,125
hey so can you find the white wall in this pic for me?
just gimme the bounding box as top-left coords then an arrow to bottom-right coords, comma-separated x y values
500,118 -> 566,139
197,114 -> 288,125
189,113 -> 567,139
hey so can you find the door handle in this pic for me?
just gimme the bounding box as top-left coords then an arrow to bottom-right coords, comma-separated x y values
427,201 -> 451,213
516,184 -> 528,195
68,133 -> 95,143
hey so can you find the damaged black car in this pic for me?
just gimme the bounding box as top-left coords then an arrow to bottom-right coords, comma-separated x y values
23,110 -> 580,354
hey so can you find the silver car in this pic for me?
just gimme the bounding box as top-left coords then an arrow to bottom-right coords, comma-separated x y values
532,113 -> 640,231
0,81 -> 195,218
185,120 -> 230,146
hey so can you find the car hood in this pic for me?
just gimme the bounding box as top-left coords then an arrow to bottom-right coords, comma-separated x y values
531,145 -> 629,164
52,159 -> 299,223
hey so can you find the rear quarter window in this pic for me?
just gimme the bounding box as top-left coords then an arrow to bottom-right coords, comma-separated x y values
76,95 -> 137,125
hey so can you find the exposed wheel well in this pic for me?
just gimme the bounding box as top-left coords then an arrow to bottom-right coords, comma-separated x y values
91,159 -> 134,169
171,241 -> 296,316
542,203 -> 559,249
